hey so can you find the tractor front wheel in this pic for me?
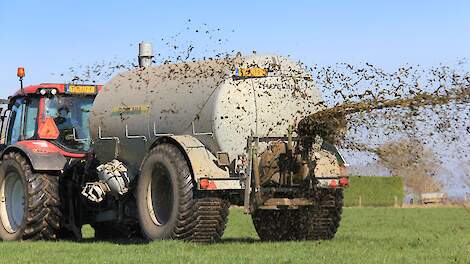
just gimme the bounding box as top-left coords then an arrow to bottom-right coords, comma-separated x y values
0,152 -> 61,240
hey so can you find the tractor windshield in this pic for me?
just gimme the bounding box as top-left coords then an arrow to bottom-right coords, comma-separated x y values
44,96 -> 94,151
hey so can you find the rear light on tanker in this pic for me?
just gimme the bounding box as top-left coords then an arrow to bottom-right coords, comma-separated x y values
319,178 -> 349,188
339,177 -> 349,187
329,178 -> 349,188
199,179 -> 217,190
329,179 -> 338,188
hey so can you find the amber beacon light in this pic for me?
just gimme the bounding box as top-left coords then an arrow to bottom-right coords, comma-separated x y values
17,67 -> 25,78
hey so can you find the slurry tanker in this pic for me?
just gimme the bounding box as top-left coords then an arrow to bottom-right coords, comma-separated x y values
0,43 -> 348,242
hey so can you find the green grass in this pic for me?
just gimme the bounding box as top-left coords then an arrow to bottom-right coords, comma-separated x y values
344,176 -> 405,207
0,207 -> 469,264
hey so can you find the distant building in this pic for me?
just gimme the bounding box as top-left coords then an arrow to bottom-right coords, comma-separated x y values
419,192 -> 448,204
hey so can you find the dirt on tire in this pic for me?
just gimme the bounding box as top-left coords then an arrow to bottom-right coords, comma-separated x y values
192,197 -> 230,243
252,189 -> 343,241
304,189 -> 343,240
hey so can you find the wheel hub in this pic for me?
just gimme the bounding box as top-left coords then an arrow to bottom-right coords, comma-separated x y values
147,164 -> 174,226
0,172 -> 25,233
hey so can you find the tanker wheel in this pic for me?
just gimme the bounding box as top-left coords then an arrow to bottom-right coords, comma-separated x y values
303,189 -> 343,240
136,144 -> 195,241
252,209 -> 304,241
252,189 -> 344,241
0,152 -> 61,240
192,197 -> 230,243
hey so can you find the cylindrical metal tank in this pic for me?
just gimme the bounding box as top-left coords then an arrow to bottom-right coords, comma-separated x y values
89,54 -> 325,168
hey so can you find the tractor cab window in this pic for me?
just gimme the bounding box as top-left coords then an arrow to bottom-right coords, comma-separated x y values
7,99 -> 24,145
24,99 -> 39,139
44,96 -> 93,151
6,97 -> 39,145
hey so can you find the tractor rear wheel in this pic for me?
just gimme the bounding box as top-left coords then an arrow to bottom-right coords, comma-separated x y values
136,144 -> 195,241
0,152 -> 61,240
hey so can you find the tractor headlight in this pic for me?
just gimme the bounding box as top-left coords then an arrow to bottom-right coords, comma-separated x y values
39,89 -> 47,95
51,89 -> 57,95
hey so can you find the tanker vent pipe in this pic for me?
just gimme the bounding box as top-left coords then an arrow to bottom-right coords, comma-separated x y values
138,42 -> 154,67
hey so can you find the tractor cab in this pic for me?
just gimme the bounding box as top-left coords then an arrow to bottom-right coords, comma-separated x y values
0,69 -> 101,159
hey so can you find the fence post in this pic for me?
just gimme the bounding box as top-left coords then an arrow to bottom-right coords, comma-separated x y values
358,195 -> 362,208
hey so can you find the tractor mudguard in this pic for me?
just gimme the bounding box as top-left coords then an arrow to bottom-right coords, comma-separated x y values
1,143 -> 67,171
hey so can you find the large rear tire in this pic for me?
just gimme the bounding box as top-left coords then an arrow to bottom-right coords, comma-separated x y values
304,189 -> 343,240
252,209 -> 304,241
252,189 -> 343,241
136,144 -> 195,241
192,197 -> 229,243
0,152 -> 61,240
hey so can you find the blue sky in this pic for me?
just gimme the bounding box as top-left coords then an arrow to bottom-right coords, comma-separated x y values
0,1 -> 469,195
1,0 -> 469,96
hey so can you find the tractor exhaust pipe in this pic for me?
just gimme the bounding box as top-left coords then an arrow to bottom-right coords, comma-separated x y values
138,42 -> 154,68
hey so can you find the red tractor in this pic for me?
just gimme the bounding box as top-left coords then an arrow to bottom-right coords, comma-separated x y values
0,68 -> 100,240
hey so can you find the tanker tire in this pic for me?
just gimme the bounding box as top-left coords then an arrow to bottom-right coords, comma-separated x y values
304,189 -> 343,240
0,152 -> 61,241
136,144 -> 195,241
252,189 -> 343,241
192,197 -> 229,243
252,209 -> 304,241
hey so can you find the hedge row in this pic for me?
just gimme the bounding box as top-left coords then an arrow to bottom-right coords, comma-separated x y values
343,176 -> 404,207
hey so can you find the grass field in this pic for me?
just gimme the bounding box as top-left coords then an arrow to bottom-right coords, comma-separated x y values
0,208 -> 469,264
344,176 -> 404,207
